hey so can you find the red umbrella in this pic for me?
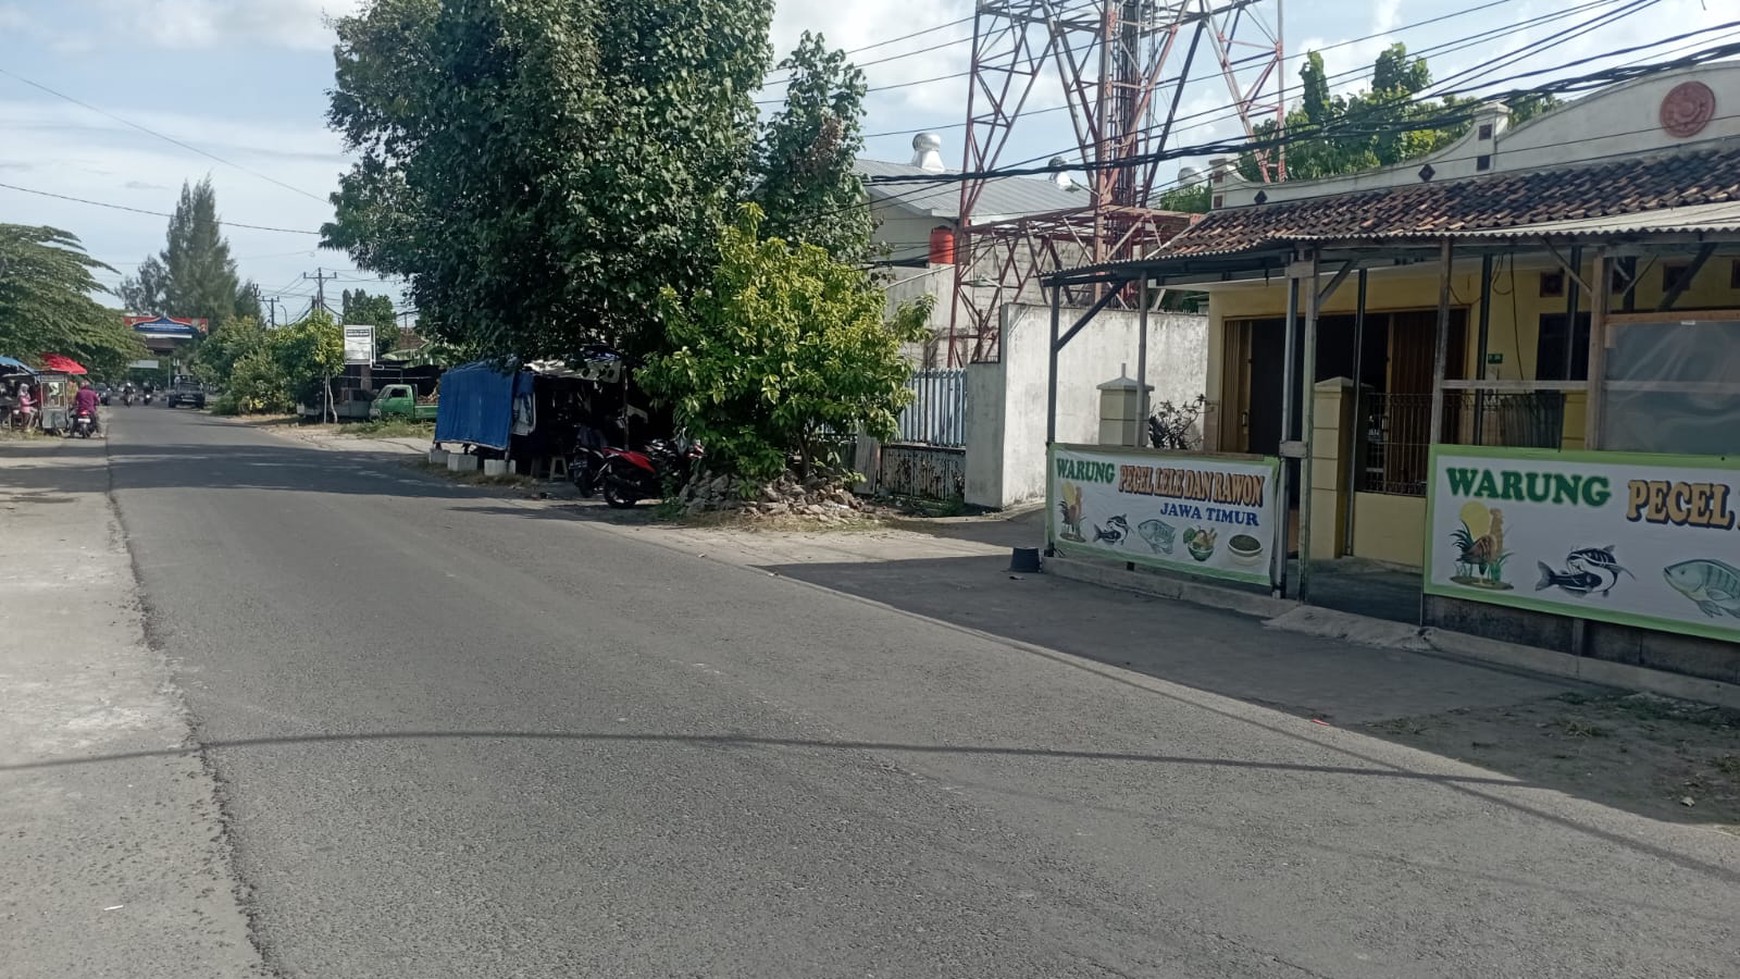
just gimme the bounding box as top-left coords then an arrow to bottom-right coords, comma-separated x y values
38,353 -> 87,375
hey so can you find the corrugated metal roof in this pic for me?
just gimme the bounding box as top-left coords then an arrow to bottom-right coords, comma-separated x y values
856,158 -> 1084,221
1050,146 -> 1740,281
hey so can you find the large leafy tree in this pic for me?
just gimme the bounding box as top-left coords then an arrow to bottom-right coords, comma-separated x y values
118,177 -> 259,326
0,223 -> 144,376
322,0 -> 773,360
750,31 -> 872,261
641,206 -> 929,481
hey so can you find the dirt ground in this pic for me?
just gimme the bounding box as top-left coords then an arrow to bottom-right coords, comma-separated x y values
1361,690 -> 1740,831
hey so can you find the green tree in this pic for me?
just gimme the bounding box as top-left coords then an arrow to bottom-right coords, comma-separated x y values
118,255 -> 169,314
272,311 -> 346,419
323,0 -> 773,360
118,177 -> 245,326
1244,45 -> 1562,182
640,206 -> 929,481
192,315 -> 268,385
750,31 -> 872,261
0,223 -> 145,376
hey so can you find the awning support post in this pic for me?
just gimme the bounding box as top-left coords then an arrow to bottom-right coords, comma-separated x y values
1342,269 -> 1368,556
1298,250 -> 1323,602
1473,253 -> 1494,445
1273,275 -> 1301,599
1428,239 -> 1455,446
1136,277 -> 1151,439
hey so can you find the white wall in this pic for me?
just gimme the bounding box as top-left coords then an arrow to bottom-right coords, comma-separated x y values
966,302 -> 1209,508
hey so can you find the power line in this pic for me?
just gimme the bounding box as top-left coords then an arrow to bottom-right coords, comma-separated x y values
761,16 -> 978,85
0,180 -> 324,235
0,66 -> 329,205
866,10 -> 1733,189
870,33 -> 1740,191
854,0 -> 1628,140
948,0 -> 1651,185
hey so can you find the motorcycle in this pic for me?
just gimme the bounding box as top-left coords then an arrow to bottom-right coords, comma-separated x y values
568,427 -> 611,498
596,436 -> 705,509
71,408 -> 97,439
122,390 -> 134,406
142,391 -> 154,405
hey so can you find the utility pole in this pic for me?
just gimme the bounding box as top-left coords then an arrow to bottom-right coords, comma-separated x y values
264,296 -> 283,328
302,268 -> 339,315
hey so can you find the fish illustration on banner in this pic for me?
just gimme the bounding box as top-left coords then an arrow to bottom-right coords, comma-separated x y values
1137,518 -> 1176,555
1537,545 -> 1633,597
1093,515 -> 1130,545
1663,559 -> 1740,619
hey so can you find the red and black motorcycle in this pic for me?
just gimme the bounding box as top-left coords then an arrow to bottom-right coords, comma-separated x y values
596,436 -> 705,509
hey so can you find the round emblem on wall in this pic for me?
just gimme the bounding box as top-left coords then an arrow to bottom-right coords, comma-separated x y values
1660,81 -> 1716,138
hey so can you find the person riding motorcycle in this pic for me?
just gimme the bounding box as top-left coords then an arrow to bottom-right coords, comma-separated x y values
122,381 -> 136,405
73,380 -> 101,434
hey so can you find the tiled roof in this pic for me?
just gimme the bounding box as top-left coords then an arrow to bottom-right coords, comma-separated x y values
1158,144 -> 1740,258
856,158 -> 1084,221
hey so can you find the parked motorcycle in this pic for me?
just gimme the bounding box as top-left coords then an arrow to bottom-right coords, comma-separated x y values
596,436 -> 705,509
568,427 -> 611,498
71,408 -> 97,439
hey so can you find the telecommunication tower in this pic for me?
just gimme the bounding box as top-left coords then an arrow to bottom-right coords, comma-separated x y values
948,0 -> 1285,363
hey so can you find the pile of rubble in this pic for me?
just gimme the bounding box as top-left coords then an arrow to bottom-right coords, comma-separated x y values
678,470 -> 868,522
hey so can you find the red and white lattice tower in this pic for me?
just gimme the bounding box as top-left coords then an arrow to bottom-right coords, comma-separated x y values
948,0 -> 1285,364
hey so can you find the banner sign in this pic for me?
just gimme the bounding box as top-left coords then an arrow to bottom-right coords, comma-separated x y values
1426,446 -> 1740,641
126,315 -> 206,338
1047,444 -> 1282,587
127,359 -> 161,370
343,325 -> 375,365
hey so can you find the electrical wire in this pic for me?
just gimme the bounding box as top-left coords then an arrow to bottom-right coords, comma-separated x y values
853,0 -> 1621,140
864,31 -> 1740,186
0,180 -> 325,235
924,0 -> 1657,189
0,66 -> 330,205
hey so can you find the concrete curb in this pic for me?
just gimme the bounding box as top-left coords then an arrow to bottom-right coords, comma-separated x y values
1048,555 -> 1740,710
1046,555 -> 1298,620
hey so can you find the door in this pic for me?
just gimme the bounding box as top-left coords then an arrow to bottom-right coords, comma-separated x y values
1245,317 -> 1287,457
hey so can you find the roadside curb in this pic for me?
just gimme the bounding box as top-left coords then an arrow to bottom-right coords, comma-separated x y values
1047,555 -> 1740,710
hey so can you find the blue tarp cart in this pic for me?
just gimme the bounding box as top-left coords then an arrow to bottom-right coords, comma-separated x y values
433,361 -> 534,451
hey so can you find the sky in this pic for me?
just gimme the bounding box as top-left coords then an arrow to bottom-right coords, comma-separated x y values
0,0 -> 1732,318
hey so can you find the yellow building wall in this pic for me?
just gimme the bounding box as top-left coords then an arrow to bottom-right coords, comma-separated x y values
1199,253 -> 1740,569
1352,492 -> 1427,567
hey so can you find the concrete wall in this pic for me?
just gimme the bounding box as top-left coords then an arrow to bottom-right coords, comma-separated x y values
966,302 -> 1209,509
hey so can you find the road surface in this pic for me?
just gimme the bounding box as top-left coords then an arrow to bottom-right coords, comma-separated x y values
45,408 -> 1740,976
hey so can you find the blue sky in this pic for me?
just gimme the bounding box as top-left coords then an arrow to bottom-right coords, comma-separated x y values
0,0 -> 1730,315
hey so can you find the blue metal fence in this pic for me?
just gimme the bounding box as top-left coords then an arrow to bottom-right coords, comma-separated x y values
896,368 -> 966,447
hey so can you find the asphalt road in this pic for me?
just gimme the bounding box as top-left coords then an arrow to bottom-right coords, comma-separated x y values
97,407 -> 1739,978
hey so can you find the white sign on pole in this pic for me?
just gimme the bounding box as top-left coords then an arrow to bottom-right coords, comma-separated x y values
128,359 -> 161,370
1426,446 -> 1740,641
1048,444 -> 1282,587
343,325 -> 375,365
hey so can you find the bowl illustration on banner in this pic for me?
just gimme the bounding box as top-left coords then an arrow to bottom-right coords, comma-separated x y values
1137,518 -> 1176,554
1183,526 -> 1217,563
1227,533 -> 1265,567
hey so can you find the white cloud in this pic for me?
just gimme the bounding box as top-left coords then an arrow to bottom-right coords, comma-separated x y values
78,0 -> 361,51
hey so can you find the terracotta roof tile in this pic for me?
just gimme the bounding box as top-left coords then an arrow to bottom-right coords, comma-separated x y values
1158,145 -> 1740,258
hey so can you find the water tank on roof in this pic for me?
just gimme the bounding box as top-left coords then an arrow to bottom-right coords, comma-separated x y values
928,226 -> 956,266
